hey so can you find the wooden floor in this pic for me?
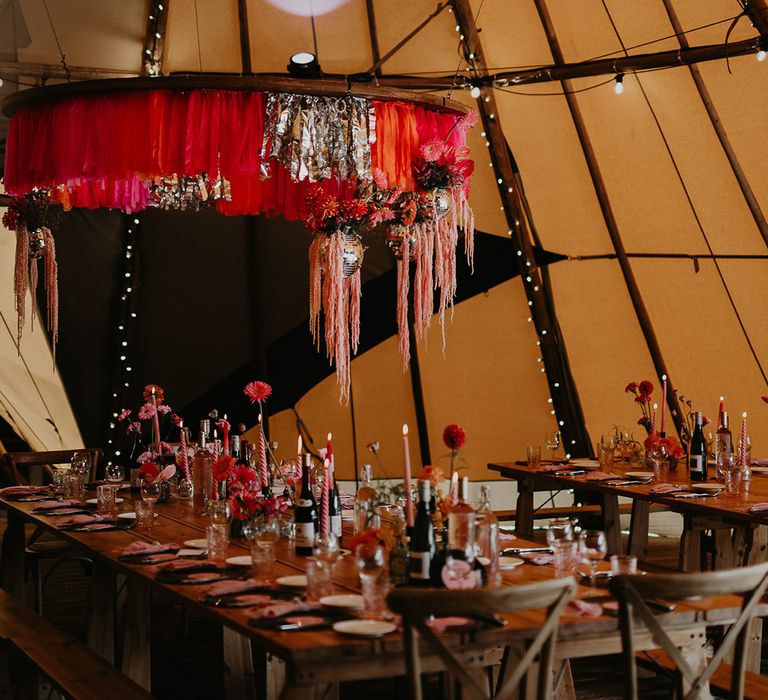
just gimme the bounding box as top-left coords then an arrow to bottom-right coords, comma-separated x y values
4,523 -> 764,699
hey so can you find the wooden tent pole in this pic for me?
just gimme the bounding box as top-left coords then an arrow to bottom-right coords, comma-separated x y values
236,0 -> 253,76
531,0 -> 685,440
140,1 -> 168,78
744,0 -> 768,39
364,0 -> 383,79
660,0 -> 768,248
451,0 -> 594,458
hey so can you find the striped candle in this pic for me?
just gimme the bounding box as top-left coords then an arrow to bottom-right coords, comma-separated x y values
179,420 -> 190,481
652,403 -> 657,433
321,458 -> 330,537
741,412 -> 747,467
258,414 -> 268,490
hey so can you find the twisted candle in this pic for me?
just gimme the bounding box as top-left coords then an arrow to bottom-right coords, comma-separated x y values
258,414 -> 268,490
321,458 -> 330,537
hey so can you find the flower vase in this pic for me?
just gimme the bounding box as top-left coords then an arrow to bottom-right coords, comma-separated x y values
230,519 -> 245,539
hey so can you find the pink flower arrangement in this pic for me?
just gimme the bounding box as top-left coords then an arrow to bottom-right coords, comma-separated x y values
414,142 -> 475,190
643,433 -> 684,461
625,380 -> 654,433
213,455 -> 236,483
118,384 -> 181,466
243,380 -> 272,404
137,403 -> 156,420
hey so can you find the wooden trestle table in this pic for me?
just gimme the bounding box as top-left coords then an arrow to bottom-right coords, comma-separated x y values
1,493 -> 765,699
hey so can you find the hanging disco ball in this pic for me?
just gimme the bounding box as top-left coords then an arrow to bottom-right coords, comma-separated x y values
385,225 -> 418,261
320,227 -> 365,278
28,229 -> 46,260
433,188 -> 452,220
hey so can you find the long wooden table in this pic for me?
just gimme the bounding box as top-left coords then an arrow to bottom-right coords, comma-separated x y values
489,460 -> 768,570
1,491 -> 765,699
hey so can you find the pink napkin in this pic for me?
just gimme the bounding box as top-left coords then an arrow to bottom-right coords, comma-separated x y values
54,513 -> 105,526
32,499 -> 82,511
650,483 -> 683,495
585,472 -> 618,482
207,579 -> 260,597
749,503 -> 768,513
0,486 -> 49,497
160,559 -> 207,571
538,463 -> 569,473
118,541 -> 180,557
566,599 -> 603,617
427,616 -> 473,633
250,601 -> 319,619
751,458 -> 768,466
520,553 -> 555,566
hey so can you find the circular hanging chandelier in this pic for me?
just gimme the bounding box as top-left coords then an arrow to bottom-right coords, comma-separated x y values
2,76 -> 478,399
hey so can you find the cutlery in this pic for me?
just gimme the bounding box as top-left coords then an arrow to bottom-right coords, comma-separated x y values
671,492 -> 718,499
645,598 -> 677,612
612,480 -> 653,486
502,547 -> 553,555
553,469 -> 587,476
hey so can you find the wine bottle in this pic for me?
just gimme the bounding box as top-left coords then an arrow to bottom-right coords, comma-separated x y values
230,434 -> 242,464
689,411 -> 707,482
475,484 -> 500,586
409,479 -> 434,584
354,464 -> 377,534
191,421 -> 213,513
448,477 -> 476,562
715,411 -> 732,478
294,454 -> 318,556
328,457 -> 342,542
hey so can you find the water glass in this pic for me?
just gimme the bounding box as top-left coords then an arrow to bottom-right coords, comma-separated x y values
206,524 -> 230,562
306,559 -> 334,601
610,554 -> 637,576
360,575 -> 391,619
96,485 -> 116,517
553,541 -> 579,578
63,473 -> 80,499
313,532 -> 339,567
546,519 -> 574,548
141,480 -> 161,505
579,530 -> 607,591
208,499 -> 232,525
251,539 -> 276,580
725,468 -> 742,495
526,445 -> 542,469
52,469 -> 67,499
134,499 -> 154,531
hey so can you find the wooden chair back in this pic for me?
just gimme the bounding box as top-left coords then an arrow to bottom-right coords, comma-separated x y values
0,449 -> 102,486
609,562 -> 768,700
387,577 -> 576,700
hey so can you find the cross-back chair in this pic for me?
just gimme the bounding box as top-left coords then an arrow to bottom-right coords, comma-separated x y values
387,577 -> 576,700
0,449 -> 102,614
609,562 -> 768,700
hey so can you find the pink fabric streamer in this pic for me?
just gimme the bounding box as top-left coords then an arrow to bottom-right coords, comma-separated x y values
566,599 -> 604,617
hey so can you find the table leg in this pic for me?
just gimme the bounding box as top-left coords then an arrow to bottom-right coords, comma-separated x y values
223,627 -> 258,700
0,511 -> 26,600
601,494 -> 621,555
627,501 -> 649,561
86,561 -> 115,663
516,479 -> 534,538
120,577 -> 151,690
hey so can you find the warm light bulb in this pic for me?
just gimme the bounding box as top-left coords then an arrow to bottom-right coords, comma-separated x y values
469,85 -> 481,98
758,49 -> 767,62
614,79 -> 624,95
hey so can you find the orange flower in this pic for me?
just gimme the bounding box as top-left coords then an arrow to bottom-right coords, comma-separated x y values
401,200 -> 417,226
418,465 -> 445,487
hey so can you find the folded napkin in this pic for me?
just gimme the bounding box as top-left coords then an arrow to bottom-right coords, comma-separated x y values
118,541 -> 180,557
650,483 -> 684,495
427,616 -> 473,633
749,502 -> 768,513
207,579 -> 260,597
32,499 -> 82,511
250,601 -> 319,619
585,472 -> 618,482
160,559 -> 209,571
0,486 -> 49,497
54,513 -> 105,526
538,463 -> 569,473
520,552 -> 555,566
751,458 -> 768,466
566,599 -> 603,617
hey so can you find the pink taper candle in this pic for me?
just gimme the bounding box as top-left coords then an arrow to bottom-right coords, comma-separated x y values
660,375 -> 667,434
258,414 -> 268,490
652,403 -> 657,433
403,424 -> 414,528
179,419 -> 190,480
741,412 -> 747,466
321,458 -> 330,537
150,387 -> 162,457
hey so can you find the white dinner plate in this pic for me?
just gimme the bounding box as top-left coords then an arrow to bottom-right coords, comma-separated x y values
86,497 -> 124,505
625,472 -> 654,481
225,555 -> 252,567
332,620 -> 396,637
184,539 -> 209,549
275,575 -> 307,588
117,512 -> 157,520
750,466 -> 768,475
690,483 -> 723,494
320,594 -> 365,611
498,556 -> 525,570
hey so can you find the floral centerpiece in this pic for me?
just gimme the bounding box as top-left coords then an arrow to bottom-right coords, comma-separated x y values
118,384 -> 182,466
137,460 -> 177,503
625,380 -> 654,434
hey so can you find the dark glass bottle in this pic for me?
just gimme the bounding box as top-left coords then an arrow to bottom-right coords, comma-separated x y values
689,411 -> 707,482
408,479 -> 435,585
328,460 -> 342,543
294,454 -> 318,556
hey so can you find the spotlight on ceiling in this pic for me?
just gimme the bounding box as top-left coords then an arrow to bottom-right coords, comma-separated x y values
288,52 -> 322,78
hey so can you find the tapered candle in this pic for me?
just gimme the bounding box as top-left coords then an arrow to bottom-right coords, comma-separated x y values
321,458 -> 330,536
222,413 -> 230,456
212,429 -> 219,500
403,424 -> 414,527
258,414 -> 268,490
179,419 -> 190,481
718,396 -> 724,428
150,387 -> 162,457
741,412 -> 747,467
451,471 -> 459,500
660,375 -> 667,434
652,403 -> 657,433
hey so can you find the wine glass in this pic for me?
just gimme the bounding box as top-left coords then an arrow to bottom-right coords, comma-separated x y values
578,530 -> 607,592
545,431 -> 561,464
546,519 -> 574,576
71,451 -> 92,497
313,532 -> 339,568
104,464 -> 124,495
140,479 -> 161,505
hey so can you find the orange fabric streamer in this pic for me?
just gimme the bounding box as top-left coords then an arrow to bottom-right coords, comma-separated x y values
371,102 -> 419,191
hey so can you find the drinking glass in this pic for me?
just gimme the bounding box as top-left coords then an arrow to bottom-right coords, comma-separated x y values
96,485 -> 116,517
355,543 -> 390,619
208,499 -> 232,525
547,519 -> 575,577
306,559 -> 334,601
553,541 -> 578,578
52,468 -> 67,499
71,451 -> 92,498
104,464 -> 124,494
313,532 -> 340,567
579,530 -> 607,591
251,519 -> 280,580
206,524 -> 230,563
526,445 -> 542,469
134,499 -> 154,531
610,554 -> 637,576
140,480 -> 161,505
545,431 -> 561,463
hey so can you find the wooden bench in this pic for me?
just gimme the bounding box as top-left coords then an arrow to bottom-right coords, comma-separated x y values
0,588 -> 152,700
493,502 -> 669,522
637,647 -> 768,700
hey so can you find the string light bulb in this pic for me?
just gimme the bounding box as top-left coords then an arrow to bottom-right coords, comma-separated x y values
614,74 -> 624,94
758,47 -> 767,62
470,85 -> 481,98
